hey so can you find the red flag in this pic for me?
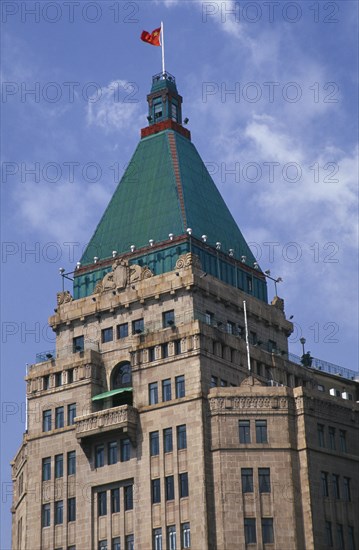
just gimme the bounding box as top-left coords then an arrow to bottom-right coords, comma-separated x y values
141,27 -> 161,47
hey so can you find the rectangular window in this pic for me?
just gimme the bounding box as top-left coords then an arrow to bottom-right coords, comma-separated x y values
171,102 -> 178,122
55,454 -> 63,478
101,327 -> 113,343
98,541 -> 107,550
55,500 -> 63,525
149,382 -> 158,405
317,423 -> 325,447
162,378 -> 172,401
68,497 -> 76,522
164,428 -> 173,453
205,311 -> 214,325
43,410 -> 52,432
67,368 -> 74,383
220,379 -> 227,387
343,477 -> 351,501
67,451 -> 76,475
244,518 -> 256,544
179,472 -> 189,498
95,444 -> 105,468
55,406 -> 64,429
121,438 -> 131,462
325,520 -> 333,547
165,476 -> 175,501
68,403 -> 76,425
241,468 -> 253,493
162,343 -> 169,359
262,518 -> 274,544
337,524 -> 345,550
250,331 -> 257,345
227,321 -> 235,334
174,339 -> 181,355
163,310 -> 175,327
321,471 -> 329,497
328,426 -> 336,450
125,534 -> 134,550
42,503 -> 50,527
152,478 -> 161,504
55,372 -> 62,387
268,339 -> 277,352
210,375 -> 218,388
111,488 -> 120,513
154,100 -> 163,119
175,375 -> 185,398
98,491 -> 107,516
73,335 -> 84,353
239,420 -> 251,443
256,419 -> 267,443
153,528 -> 162,550
247,276 -> 253,293
112,538 -> 121,550
117,323 -> 129,339
124,485 -> 133,510
167,525 -> 177,550
348,526 -> 355,550
259,468 -> 271,493
150,431 -> 159,456
148,347 -> 156,362
332,474 -> 340,499
181,523 -> 191,549
132,318 -> 144,334
43,375 -> 50,390
177,425 -> 187,450
108,441 -> 118,465
339,430 -> 347,452
42,457 -> 51,481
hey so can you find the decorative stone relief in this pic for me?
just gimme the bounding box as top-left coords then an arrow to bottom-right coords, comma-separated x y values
175,252 -> 201,270
93,260 -> 153,294
57,291 -> 73,305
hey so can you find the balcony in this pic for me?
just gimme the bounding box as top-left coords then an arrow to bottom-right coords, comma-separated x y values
75,404 -> 138,445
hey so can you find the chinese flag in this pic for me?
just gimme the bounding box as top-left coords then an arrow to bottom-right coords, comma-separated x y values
141,27 -> 161,47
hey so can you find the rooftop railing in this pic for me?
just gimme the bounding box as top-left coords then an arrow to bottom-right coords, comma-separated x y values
288,352 -> 357,381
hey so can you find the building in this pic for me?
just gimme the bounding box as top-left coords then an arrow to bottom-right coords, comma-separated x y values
11,72 -> 359,550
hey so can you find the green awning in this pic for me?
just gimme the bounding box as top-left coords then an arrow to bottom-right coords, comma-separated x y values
92,388 -> 132,401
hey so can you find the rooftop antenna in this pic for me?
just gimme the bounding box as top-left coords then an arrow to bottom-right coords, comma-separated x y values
243,300 -> 251,372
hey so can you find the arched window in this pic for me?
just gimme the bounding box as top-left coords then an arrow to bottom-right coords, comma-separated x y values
111,362 -> 132,389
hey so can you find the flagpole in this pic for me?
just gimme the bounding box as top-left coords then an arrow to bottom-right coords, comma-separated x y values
161,21 -> 165,74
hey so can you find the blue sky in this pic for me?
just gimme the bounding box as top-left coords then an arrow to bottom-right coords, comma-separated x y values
1,1 -> 358,545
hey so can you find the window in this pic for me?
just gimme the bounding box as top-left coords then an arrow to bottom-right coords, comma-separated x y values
95,445 -> 105,468
205,311 -> 214,325
227,321 -> 235,334
167,526 -> 176,550
152,478 -> 161,504
112,362 -> 131,388
164,428 -> 173,453
163,310 -> 175,327
148,347 -> 156,362
162,379 -> 172,401
210,375 -> 218,388
98,491 -> 107,516
42,457 -> 51,481
111,488 -> 120,513
153,528 -> 162,550
321,471 -> 329,497
162,343 -> 169,359
268,339 -> 277,352
43,410 -> 52,432
259,468 -> 271,493
43,375 -> 50,390
55,500 -> 63,525
166,476 -> 175,501
132,318 -> 144,334
247,276 -> 253,292
68,546 -> 76,550
102,327 -> 113,343
154,100 -> 163,119
220,379 -> 227,387
174,339 -> 181,355
328,426 -> 336,450
343,477 -> 351,501
332,474 -> 340,499
108,441 -> 118,465
244,518 -> 256,544
179,473 -> 188,498
181,523 -> 191,549
55,406 -> 64,429
55,454 -> 63,478
256,420 -> 267,443
67,451 -> 76,475
55,372 -> 62,387
175,375 -> 185,398
98,541 -> 107,550
117,323 -> 129,339
125,534 -> 134,550
68,497 -> 76,522
18,472 -> 23,495
150,431 -> 159,456
177,425 -> 187,450
325,520 -> 333,547
171,102 -> 178,122
337,524 -> 345,550
149,382 -> 158,405
124,485 -> 133,510
250,331 -> 257,345
73,335 -> 84,353
317,423 -> 325,447
67,368 -> 74,383
241,468 -> 253,493
68,403 -> 76,425
348,526 -> 355,550
121,439 -> 131,462
113,538 -> 121,550
239,420 -> 251,443
262,518 -> 274,544
339,430 -> 347,452
42,503 -> 50,527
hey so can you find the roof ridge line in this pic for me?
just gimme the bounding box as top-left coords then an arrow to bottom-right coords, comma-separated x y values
168,132 -> 188,230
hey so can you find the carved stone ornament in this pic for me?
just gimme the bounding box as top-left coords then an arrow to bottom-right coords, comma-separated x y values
93,260 -> 153,294
57,290 -> 73,305
175,252 -> 201,270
